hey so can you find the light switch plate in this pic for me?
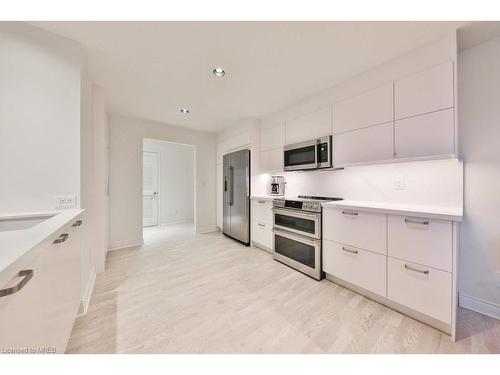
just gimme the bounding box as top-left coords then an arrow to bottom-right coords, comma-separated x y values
55,195 -> 77,209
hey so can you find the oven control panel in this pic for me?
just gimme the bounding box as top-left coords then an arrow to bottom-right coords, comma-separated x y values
273,199 -> 322,213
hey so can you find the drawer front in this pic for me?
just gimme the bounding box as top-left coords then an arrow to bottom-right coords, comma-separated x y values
388,215 -> 452,271
388,257 -> 451,323
323,240 -> 386,296
323,208 -> 387,255
252,221 -> 272,249
0,218 -> 82,352
251,199 -> 273,224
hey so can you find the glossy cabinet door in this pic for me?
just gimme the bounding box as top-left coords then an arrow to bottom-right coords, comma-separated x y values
334,122 -> 394,166
260,148 -> 283,172
333,83 -> 393,134
323,240 -> 386,297
395,61 -> 454,120
285,106 -> 332,145
395,108 -> 455,159
323,207 -> 387,255
0,217 -> 82,353
388,257 -> 452,324
388,214 -> 453,272
260,123 -> 285,151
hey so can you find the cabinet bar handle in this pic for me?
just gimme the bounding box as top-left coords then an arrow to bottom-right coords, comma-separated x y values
258,223 -> 265,227
258,200 -> 266,204
404,264 -> 429,274
72,220 -> 83,227
53,233 -> 69,244
405,218 -> 429,225
342,210 -> 358,216
342,246 -> 358,254
0,270 -> 34,298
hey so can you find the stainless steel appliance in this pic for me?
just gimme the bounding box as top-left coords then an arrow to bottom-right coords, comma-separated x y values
283,135 -> 332,171
270,175 -> 285,196
272,195 -> 343,279
223,149 -> 250,245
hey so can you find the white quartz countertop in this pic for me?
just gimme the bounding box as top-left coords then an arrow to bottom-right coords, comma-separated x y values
322,200 -> 463,221
250,195 -> 279,201
0,209 -> 84,279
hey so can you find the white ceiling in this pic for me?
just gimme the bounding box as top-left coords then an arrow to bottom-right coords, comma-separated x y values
29,21 -> 498,133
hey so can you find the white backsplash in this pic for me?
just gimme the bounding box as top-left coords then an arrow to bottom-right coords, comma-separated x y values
253,158 -> 463,208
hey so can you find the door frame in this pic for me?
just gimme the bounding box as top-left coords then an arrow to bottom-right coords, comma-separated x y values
143,150 -> 160,227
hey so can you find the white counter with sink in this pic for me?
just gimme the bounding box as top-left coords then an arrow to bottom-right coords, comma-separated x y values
0,209 -> 84,353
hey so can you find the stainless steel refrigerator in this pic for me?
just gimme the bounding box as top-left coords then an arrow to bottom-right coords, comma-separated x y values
223,149 -> 250,245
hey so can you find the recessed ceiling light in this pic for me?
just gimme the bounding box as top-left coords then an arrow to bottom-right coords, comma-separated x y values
213,67 -> 225,77
180,108 -> 190,114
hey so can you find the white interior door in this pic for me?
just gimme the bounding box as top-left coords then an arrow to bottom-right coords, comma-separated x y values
143,151 -> 159,227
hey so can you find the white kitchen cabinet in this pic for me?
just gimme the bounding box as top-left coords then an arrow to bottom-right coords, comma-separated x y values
323,240 -> 386,296
395,108 -> 455,159
252,221 -> 273,251
333,122 -> 394,166
285,106 -> 332,145
333,83 -> 393,134
388,257 -> 452,324
323,207 -> 387,255
251,199 -> 273,224
395,61 -> 454,120
260,123 -> 285,151
388,215 -> 453,272
0,216 -> 83,353
216,163 -> 223,229
259,148 -> 283,173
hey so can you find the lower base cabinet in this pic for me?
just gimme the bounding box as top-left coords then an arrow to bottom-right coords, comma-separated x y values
252,221 -> 272,250
0,216 -> 82,353
387,257 -> 452,324
323,240 -> 386,297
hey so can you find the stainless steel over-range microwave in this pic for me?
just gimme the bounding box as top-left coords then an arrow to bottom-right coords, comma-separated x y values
283,135 -> 332,171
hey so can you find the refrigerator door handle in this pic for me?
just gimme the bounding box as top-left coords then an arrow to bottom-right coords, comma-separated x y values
229,166 -> 234,206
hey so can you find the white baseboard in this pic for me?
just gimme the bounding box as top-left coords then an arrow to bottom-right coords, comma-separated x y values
196,225 -> 218,234
77,267 -> 96,317
160,217 -> 194,226
108,238 -> 143,251
459,293 -> 500,320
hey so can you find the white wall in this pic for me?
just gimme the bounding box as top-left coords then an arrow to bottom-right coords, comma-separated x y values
0,22 -> 81,212
143,138 -> 194,225
458,36 -> 500,310
109,115 -> 216,249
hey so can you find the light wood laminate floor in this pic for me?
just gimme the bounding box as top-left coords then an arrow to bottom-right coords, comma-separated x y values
67,228 -> 500,353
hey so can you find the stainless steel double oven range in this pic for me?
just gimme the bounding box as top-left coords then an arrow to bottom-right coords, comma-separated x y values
272,195 -> 343,280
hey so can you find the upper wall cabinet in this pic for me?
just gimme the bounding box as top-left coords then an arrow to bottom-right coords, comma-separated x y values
285,106 -> 332,145
333,83 -> 393,134
260,122 -> 285,151
334,122 -> 394,166
395,61 -> 454,120
395,108 -> 455,159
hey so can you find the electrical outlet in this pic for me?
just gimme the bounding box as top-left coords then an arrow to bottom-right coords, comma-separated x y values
55,195 -> 77,209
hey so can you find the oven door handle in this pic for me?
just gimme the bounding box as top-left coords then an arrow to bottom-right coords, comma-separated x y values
272,228 -> 320,246
272,208 -> 321,220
